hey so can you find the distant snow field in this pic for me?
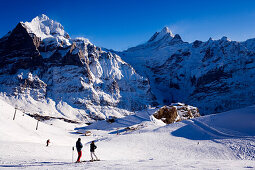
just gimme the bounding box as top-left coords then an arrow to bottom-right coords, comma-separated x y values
0,98 -> 254,169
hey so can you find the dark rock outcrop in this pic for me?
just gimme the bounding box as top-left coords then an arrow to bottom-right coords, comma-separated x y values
153,103 -> 200,124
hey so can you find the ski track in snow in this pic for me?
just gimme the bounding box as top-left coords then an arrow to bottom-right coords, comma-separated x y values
190,119 -> 242,138
187,119 -> 255,161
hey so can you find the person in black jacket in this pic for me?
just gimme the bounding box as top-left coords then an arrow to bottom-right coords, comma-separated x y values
46,139 -> 50,147
90,141 -> 99,161
76,138 -> 83,163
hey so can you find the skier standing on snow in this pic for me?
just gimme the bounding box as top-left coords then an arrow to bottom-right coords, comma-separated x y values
90,141 -> 99,161
76,138 -> 83,163
46,139 -> 50,147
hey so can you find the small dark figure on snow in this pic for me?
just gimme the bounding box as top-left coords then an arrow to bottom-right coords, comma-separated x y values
90,141 -> 99,161
76,138 -> 83,163
46,139 -> 50,147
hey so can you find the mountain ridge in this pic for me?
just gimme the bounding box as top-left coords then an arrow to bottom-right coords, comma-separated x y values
120,27 -> 255,114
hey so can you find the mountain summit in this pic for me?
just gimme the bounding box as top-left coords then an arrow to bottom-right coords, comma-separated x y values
148,26 -> 174,43
21,14 -> 71,48
23,14 -> 69,39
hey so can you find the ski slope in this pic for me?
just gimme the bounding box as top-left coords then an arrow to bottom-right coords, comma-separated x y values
0,98 -> 255,169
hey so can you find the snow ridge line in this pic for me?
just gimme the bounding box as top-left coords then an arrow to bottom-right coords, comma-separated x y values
189,119 -> 253,139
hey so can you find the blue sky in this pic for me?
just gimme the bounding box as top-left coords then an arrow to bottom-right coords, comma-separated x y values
1,0 -> 255,50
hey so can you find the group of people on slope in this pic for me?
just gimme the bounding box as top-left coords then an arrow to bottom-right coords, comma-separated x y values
76,138 -> 99,163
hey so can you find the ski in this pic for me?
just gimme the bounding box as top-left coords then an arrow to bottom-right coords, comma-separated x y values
78,160 -> 101,163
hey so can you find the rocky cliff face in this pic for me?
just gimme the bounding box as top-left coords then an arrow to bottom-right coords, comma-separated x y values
0,15 -> 156,121
120,27 -> 255,115
0,22 -> 43,74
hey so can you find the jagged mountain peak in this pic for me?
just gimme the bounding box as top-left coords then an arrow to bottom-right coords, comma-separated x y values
171,34 -> 183,43
160,26 -> 173,35
36,14 -> 50,20
173,34 -> 181,40
33,14 -> 50,21
18,14 -> 72,48
22,14 -> 69,40
148,26 -> 174,43
220,36 -> 231,42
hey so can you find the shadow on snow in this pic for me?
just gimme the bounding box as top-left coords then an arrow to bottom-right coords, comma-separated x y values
73,110 -> 153,134
0,161 -> 72,168
171,119 -> 254,140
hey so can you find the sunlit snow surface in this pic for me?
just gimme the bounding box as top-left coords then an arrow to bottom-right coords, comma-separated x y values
0,98 -> 254,169
23,14 -> 71,47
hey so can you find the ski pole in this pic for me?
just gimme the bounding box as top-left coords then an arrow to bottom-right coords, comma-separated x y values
72,146 -> 74,163
13,107 -> 17,120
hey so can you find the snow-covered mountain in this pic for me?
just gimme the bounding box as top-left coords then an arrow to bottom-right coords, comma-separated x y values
120,27 -> 255,115
0,14 -> 157,121
2,15 -> 255,119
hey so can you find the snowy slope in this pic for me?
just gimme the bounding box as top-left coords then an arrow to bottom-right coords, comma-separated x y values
120,27 -> 255,115
0,97 -> 254,169
0,98 -> 77,144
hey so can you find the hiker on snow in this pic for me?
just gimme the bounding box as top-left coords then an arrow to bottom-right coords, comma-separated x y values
90,141 -> 99,161
76,138 -> 83,163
